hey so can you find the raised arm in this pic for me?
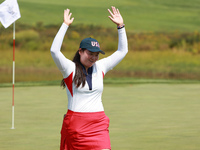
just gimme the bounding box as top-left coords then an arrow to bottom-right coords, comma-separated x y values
50,9 -> 75,78
97,6 -> 128,74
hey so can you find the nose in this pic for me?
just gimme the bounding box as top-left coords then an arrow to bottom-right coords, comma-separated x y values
92,55 -> 96,60
91,55 -> 96,61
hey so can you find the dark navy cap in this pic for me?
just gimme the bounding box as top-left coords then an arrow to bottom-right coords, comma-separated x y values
79,37 -> 105,54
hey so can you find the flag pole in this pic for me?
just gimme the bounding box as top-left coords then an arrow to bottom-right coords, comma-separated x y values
11,21 -> 15,129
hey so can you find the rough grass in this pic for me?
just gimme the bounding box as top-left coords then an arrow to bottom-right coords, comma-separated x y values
1,50 -> 200,83
0,84 -> 200,150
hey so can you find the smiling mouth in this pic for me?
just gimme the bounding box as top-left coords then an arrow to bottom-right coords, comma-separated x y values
89,60 -> 95,63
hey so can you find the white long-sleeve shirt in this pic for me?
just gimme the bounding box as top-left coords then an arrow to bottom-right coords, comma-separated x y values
50,23 -> 128,112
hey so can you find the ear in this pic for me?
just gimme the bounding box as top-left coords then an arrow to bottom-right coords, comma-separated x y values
78,48 -> 82,55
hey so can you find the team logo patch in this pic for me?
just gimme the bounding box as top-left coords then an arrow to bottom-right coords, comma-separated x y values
91,41 -> 100,48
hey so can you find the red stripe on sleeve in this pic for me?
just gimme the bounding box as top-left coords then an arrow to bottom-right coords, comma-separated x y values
102,71 -> 104,79
64,72 -> 73,97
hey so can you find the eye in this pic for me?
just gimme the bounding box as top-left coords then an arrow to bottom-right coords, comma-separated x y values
86,51 -> 92,55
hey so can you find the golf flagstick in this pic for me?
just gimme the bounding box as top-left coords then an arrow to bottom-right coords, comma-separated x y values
11,22 -> 15,130
0,0 -> 21,129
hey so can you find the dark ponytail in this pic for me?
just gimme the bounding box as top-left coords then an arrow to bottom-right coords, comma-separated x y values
61,49 -> 86,89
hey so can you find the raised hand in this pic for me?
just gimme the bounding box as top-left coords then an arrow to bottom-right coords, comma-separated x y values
108,6 -> 124,27
64,9 -> 74,26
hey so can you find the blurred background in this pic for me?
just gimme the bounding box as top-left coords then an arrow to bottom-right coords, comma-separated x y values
0,0 -> 200,150
1,0 -> 200,83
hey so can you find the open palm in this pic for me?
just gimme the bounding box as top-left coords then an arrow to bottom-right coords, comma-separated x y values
64,9 -> 74,26
108,6 -> 124,26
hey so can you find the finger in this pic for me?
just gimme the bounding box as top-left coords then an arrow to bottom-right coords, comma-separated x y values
117,8 -> 120,15
108,16 -> 115,23
64,10 -> 68,17
69,12 -> 72,18
112,6 -> 117,14
111,6 -> 115,14
108,9 -> 114,17
65,9 -> 70,16
71,17 -> 74,22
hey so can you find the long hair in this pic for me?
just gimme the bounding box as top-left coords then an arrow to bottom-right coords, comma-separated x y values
61,49 -> 86,88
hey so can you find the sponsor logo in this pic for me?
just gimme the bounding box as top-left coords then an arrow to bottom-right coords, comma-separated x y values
6,4 -> 16,17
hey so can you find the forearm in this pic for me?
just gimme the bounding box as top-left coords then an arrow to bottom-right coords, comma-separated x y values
50,23 -> 75,76
98,27 -> 128,74
118,27 -> 128,54
50,23 -> 68,54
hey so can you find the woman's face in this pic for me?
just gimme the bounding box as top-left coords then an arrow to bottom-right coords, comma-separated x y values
79,49 -> 99,70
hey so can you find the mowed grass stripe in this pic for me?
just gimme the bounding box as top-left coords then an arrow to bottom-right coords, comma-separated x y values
1,0 -> 200,32
0,84 -> 200,150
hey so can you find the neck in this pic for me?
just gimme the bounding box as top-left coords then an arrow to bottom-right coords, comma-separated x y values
81,64 -> 88,72
85,67 -> 88,73
80,63 -> 93,75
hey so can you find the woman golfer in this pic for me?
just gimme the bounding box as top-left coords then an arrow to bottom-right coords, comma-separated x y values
50,6 -> 128,150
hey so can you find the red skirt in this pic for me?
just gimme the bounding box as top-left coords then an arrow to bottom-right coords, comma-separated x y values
60,110 -> 111,150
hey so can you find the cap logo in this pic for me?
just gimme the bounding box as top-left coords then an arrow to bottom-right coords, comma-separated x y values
91,41 -> 100,48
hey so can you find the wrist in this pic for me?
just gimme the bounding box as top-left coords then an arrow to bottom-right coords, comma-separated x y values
64,22 -> 70,26
63,22 -> 69,27
117,24 -> 125,29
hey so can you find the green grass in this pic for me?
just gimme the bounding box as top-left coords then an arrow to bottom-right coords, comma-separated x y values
1,78 -> 200,88
117,51 -> 200,79
1,0 -> 200,32
1,50 -> 200,83
0,84 -> 200,150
